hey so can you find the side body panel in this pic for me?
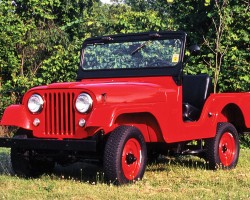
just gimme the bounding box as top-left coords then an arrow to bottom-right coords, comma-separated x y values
1,77 -> 250,143
159,92 -> 250,143
79,77 -> 250,143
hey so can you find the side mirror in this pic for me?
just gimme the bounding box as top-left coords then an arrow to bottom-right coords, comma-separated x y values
183,45 -> 201,68
189,45 -> 200,56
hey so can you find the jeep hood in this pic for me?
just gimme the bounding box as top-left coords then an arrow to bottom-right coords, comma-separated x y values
28,78 -> 169,104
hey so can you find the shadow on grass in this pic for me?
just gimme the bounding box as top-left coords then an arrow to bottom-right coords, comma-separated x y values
0,150 -> 209,183
53,155 -> 209,182
53,162 -> 104,183
0,151 -> 104,183
147,155 -> 209,172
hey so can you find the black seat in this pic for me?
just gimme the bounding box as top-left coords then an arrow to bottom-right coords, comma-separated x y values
182,74 -> 213,121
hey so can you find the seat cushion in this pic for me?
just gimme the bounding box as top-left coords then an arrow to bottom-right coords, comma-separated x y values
182,74 -> 213,121
183,103 -> 200,121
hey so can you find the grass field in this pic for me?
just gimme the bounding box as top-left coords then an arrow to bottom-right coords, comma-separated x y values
0,148 -> 249,200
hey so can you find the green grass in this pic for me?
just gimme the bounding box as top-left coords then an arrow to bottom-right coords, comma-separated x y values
0,148 -> 249,200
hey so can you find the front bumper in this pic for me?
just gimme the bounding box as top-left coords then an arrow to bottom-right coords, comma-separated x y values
0,138 -> 97,152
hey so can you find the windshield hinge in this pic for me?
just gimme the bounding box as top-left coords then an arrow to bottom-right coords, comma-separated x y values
101,37 -> 113,41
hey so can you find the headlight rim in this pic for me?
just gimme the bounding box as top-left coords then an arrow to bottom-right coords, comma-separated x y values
75,93 -> 93,114
27,94 -> 44,114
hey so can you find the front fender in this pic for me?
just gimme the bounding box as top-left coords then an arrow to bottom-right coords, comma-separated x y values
86,104 -> 154,134
86,106 -> 121,133
0,105 -> 32,130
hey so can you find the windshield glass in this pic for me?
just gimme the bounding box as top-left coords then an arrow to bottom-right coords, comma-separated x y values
80,39 -> 182,70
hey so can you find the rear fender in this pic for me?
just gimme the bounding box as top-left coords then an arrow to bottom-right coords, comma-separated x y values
220,104 -> 247,132
206,93 -> 250,132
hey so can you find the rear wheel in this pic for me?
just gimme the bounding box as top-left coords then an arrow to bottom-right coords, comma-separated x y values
103,126 -> 147,184
205,122 -> 239,169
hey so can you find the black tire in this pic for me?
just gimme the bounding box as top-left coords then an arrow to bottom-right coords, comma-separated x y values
205,122 -> 240,170
11,148 -> 55,178
103,126 -> 147,185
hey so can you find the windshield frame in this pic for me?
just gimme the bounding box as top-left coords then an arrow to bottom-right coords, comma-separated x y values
77,31 -> 186,80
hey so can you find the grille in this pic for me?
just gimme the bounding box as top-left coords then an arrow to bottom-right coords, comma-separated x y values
44,92 -> 75,136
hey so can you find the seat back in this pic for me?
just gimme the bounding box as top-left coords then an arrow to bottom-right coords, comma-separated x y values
183,74 -> 213,110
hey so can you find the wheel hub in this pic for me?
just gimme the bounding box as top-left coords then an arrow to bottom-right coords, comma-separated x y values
122,138 -> 142,180
126,153 -> 137,165
222,145 -> 227,153
219,132 -> 236,166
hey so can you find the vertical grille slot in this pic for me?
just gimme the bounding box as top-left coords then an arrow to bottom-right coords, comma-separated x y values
45,92 -> 75,136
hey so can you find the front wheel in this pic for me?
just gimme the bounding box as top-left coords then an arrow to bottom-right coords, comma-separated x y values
103,126 -> 147,185
205,122 -> 240,169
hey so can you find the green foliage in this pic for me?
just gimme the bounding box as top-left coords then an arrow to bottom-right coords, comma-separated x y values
82,3 -> 168,36
40,44 -> 79,84
115,0 -> 249,92
0,1 -> 26,113
240,133 -> 250,149
0,0 -> 249,116
218,0 -> 250,92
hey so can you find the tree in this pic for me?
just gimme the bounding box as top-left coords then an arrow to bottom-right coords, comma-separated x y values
203,0 -> 230,92
1,0 -> 249,119
83,3 -> 169,35
202,0 -> 249,92
0,1 -> 27,115
0,0 -> 80,116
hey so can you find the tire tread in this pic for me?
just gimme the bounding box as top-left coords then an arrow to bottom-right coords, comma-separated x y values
103,125 -> 146,184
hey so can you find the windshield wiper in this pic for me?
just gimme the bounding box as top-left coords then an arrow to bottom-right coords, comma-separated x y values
131,33 -> 160,55
131,41 -> 150,55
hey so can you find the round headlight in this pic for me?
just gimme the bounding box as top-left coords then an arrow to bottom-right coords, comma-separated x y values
75,93 -> 93,113
28,94 -> 44,113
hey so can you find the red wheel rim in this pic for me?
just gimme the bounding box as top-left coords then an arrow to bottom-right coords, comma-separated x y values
122,138 -> 142,180
219,132 -> 236,167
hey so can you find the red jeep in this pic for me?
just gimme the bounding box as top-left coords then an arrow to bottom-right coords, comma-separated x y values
0,31 -> 250,184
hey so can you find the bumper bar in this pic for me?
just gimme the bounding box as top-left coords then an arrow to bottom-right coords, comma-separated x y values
0,138 -> 97,152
